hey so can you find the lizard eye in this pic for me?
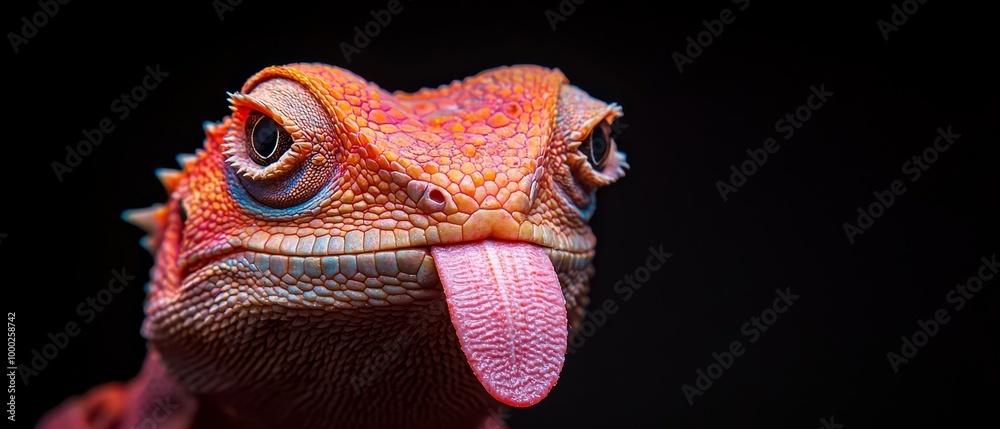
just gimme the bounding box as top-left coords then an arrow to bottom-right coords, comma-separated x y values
223,88 -> 339,213
579,121 -> 612,170
223,104 -> 335,210
246,111 -> 293,165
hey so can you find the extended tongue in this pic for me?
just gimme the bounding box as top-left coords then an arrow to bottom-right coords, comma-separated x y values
430,239 -> 568,407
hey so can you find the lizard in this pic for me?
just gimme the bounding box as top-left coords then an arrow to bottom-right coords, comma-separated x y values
39,63 -> 628,429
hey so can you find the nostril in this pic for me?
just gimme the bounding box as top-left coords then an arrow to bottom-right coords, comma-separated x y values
410,180 -> 449,213
428,189 -> 445,204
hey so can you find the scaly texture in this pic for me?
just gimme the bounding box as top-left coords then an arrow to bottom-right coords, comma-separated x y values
40,64 -> 627,429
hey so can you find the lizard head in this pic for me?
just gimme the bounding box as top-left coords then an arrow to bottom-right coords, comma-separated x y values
128,64 -> 626,413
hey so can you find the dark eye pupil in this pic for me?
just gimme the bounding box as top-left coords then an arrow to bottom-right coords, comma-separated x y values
585,126 -> 610,169
245,112 -> 292,166
252,117 -> 279,158
590,132 -> 607,164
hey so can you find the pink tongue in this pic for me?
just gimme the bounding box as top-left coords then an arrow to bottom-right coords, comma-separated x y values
430,239 -> 568,407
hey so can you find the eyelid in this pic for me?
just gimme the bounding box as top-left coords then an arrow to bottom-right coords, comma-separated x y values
565,105 -> 626,186
574,103 -> 622,142
227,92 -> 303,137
221,96 -> 312,181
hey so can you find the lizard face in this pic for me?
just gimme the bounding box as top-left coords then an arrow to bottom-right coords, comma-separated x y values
135,64 -> 625,417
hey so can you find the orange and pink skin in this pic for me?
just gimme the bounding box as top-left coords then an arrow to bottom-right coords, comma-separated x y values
40,64 -> 626,429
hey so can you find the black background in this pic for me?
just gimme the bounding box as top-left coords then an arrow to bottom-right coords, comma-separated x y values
5,0 -> 998,428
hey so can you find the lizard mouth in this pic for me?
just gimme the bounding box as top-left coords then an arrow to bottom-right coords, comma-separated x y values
430,239 -> 568,408
182,237 -> 571,407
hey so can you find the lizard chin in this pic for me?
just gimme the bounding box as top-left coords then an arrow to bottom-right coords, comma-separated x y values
430,238 -> 568,407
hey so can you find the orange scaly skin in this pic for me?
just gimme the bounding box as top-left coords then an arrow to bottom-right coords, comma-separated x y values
40,64 -> 627,429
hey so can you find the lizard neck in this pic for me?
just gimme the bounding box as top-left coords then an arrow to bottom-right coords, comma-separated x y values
150,303 -> 503,429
